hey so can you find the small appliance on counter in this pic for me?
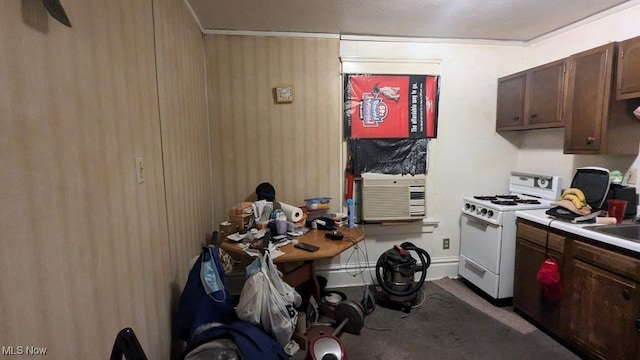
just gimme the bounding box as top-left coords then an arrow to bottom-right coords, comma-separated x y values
545,166 -> 611,223
566,167 -> 611,210
608,185 -> 637,219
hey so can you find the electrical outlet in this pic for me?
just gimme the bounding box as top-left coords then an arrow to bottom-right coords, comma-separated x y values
443,238 -> 450,249
135,156 -> 145,184
625,168 -> 637,185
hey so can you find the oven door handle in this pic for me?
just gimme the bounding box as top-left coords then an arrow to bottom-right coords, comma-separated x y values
463,258 -> 486,274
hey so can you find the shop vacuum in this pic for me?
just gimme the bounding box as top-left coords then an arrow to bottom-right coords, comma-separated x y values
374,242 -> 431,313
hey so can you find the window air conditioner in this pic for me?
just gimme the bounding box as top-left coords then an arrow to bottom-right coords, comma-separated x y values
361,174 -> 426,221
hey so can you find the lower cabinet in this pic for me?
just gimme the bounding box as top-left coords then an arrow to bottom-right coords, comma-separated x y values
566,257 -> 639,359
565,240 -> 640,360
515,219 -> 640,360
514,221 -> 565,333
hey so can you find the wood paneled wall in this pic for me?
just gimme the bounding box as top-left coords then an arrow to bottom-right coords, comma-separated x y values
153,0 -> 213,288
0,0 -> 210,358
205,35 -> 342,226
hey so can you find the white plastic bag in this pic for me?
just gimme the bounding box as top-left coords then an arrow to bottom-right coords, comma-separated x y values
235,270 -> 268,325
262,253 -> 302,308
236,252 -> 300,346
260,272 -> 298,346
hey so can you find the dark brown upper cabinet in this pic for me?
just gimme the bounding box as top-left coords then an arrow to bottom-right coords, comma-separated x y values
496,72 -> 526,130
563,43 -> 640,155
496,60 -> 565,131
525,60 -> 566,128
616,35 -> 640,100
563,44 -> 614,154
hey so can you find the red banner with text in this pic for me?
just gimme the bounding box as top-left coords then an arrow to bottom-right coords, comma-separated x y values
344,74 -> 439,139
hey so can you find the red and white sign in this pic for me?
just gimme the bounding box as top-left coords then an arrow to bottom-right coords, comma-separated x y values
344,74 -> 439,139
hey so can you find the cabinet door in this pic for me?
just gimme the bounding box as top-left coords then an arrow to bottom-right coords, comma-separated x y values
566,258 -> 640,360
496,72 -> 526,130
513,238 -> 564,332
525,60 -> 565,128
617,36 -> 640,100
563,43 -> 615,154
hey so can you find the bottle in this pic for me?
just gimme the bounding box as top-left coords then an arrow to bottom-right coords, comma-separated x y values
347,198 -> 355,228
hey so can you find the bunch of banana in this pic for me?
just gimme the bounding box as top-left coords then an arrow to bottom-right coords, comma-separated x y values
561,188 -> 586,209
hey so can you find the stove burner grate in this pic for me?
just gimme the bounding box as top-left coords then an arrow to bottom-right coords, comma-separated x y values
473,196 -> 498,200
496,194 -> 520,200
515,199 -> 541,204
491,200 -> 518,205
473,194 -> 542,206
474,194 -> 524,200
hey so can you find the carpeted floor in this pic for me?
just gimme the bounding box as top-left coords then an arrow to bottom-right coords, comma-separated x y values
292,278 -> 579,360
431,277 -> 537,335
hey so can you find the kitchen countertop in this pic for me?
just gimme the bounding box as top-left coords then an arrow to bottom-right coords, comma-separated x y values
516,209 -> 640,253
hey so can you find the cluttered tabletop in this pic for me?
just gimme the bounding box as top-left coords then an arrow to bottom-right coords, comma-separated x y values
221,226 -> 364,263
218,184 -> 363,263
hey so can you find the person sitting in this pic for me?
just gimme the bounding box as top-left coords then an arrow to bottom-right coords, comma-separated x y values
255,182 -> 276,202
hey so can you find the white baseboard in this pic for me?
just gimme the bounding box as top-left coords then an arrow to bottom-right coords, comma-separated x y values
315,256 -> 459,289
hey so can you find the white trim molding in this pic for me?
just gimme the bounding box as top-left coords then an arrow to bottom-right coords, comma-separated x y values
316,256 -> 459,289
340,56 -> 441,75
201,29 -> 340,39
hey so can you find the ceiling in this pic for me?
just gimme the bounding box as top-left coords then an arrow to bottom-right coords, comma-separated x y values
186,0 -> 635,42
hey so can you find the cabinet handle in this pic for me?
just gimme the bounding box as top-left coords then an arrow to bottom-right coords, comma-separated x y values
623,289 -> 631,300
530,113 -> 538,118
586,136 -> 595,145
513,116 -> 520,121
636,317 -> 640,333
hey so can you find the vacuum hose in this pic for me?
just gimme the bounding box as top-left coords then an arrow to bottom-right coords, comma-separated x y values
375,242 -> 431,297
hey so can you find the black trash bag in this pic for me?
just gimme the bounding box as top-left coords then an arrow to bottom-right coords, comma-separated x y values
349,138 -> 427,176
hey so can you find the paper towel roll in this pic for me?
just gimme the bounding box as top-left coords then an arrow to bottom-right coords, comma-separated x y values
280,202 -> 303,222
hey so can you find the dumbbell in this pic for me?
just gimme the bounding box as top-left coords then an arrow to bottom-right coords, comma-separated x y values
332,300 -> 365,336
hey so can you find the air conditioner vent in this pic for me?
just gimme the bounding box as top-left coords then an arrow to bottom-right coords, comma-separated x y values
362,175 -> 426,221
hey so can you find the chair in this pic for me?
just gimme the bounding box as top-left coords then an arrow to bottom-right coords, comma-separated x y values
110,327 -> 148,360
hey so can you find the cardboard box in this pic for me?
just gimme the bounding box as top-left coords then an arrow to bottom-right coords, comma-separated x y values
228,210 -> 253,231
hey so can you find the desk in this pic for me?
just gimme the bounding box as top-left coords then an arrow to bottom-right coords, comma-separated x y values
221,227 -> 364,301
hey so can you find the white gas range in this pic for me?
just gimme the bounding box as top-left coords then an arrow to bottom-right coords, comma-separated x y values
458,172 -> 562,301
